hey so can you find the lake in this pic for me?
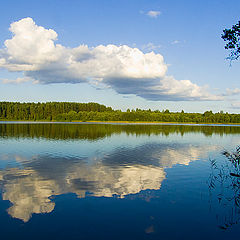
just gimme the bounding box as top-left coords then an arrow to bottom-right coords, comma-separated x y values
0,123 -> 240,239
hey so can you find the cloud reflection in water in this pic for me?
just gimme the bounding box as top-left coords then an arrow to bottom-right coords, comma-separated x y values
0,143 -> 215,222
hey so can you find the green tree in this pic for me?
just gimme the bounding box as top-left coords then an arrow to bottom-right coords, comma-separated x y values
222,20 -> 240,60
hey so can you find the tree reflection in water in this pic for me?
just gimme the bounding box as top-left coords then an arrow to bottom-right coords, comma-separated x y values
208,146 -> 240,230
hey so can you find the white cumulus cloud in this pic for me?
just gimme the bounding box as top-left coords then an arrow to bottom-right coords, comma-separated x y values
0,17 -> 222,101
146,11 -> 161,18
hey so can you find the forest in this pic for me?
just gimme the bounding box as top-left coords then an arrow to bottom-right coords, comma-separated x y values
0,101 -> 240,124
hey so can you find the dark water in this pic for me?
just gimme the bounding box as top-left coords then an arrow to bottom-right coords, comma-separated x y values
0,123 -> 240,239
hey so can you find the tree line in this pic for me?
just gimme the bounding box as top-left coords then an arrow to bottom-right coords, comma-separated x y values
0,101 -> 240,124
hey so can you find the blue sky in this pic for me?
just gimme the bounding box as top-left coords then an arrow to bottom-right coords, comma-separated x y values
0,0 -> 239,112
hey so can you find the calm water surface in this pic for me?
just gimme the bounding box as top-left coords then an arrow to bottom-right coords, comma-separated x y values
0,123 -> 240,239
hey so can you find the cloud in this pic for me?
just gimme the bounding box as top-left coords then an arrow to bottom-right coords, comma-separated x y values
231,102 -> 240,109
1,76 -> 34,84
141,42 -> 162,52
171,40 -> 180,45
224,88 -> 240,96
0,17 -> 222,101
146,11 -> 161,18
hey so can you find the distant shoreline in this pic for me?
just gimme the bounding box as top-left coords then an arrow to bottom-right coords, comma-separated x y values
1,120 -> 240,127
1,102 -> 240,125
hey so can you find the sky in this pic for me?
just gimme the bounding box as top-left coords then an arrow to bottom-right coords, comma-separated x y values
0,0 -> 239,113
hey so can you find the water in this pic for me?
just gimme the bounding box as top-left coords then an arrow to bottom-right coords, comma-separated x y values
0,123 -> 240,239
